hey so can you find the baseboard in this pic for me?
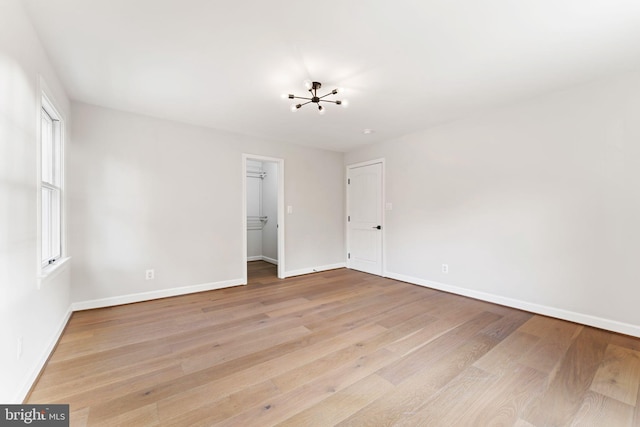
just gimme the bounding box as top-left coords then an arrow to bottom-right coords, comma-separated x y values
284,262 -> 346,278
71,278 -> 245,311
16,305 -> 73,403
385,271 -> 640,338
262,256 -> 278,265
247,255 -> 278,265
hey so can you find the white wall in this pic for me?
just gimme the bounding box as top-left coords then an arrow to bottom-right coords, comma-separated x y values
69,102 -> 344,304
0,0 -> 72,402
346,71 -> 640,336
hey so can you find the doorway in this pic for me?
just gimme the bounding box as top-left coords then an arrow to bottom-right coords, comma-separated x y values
346,159 -> 384,276
242,154 -> 285,284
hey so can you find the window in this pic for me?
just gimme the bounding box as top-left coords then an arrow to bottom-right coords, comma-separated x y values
40,96 -> 63,268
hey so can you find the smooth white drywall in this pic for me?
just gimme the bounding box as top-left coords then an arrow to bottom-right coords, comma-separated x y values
0,0 -> 72,402
69,102 -> 344,302
345,71 -> 640,332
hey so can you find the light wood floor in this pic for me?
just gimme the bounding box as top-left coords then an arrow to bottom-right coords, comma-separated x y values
28,262 -> 640,426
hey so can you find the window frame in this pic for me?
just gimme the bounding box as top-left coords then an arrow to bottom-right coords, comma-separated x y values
38,90 -> 66,276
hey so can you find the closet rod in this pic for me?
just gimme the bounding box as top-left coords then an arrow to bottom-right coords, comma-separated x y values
246,171 -> 266,179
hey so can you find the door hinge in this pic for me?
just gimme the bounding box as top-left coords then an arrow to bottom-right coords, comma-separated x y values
348,178 -> 350,184
348,215 -> 350,222
348,253 -> 351,259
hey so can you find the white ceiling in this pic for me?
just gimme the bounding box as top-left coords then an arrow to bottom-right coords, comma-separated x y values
24,0 -> 640,152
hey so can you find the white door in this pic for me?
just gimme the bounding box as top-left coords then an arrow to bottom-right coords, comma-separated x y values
347,162 -> 383,276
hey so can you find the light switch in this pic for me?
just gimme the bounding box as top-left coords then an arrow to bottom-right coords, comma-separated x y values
385,203 -> 393,210
287,205 -> 293,214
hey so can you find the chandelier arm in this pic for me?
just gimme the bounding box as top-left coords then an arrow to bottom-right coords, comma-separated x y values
318,92 -> 338,99
291,96 -> 312,101
319,99 -> 340,104
298,100 -> 313,107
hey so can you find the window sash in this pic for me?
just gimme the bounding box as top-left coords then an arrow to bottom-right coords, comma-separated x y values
40,102 -> 62,267
41,184 -> 61,266
41,108 -> 60,186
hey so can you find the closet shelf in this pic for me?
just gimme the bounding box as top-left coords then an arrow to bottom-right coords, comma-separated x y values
247,216 -> 268,230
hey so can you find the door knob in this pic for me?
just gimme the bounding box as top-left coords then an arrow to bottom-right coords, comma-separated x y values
372,225 -> 381,230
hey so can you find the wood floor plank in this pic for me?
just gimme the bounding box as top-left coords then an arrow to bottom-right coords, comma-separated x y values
269,329 -> 392,394
590,344 -> 640,406
374,292 -> 449,329
338,333 -> 498,427
300,286 -> 431,331
30,363 -> 184,409
166,313 -> 280,354
155,323 -> 388,422
51,316 -> 183,361
276,374 -> 394,427
383,318 -> 454,356
37,337 -> 178,388
523,326 -> 611,426
452,364 -> 547,426
478,309 -> 533,340
514,419 -> 537,427
611,333 -> 640,353
80,323 -> 367,422
393,366 -> 498,426
518,317 -> 583,375
180,325 -> 311,374
571,391 -> 635,427
69,407 -> 89,427
25,262 -> 640,426
377,311 -> 502,385
87,402 -> 160,426
473,330 -> 540,375
216,348 -> 398,427
635,380 -> 640,426
160,380 -> 281,427
269,346 -> 397,397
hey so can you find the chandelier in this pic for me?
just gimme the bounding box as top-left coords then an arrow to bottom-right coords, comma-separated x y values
284,81 -> 348,114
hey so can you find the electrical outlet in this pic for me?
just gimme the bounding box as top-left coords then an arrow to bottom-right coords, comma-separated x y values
17,336 -> 22,360
145,269 -> 155,280
442,264 -> 449,274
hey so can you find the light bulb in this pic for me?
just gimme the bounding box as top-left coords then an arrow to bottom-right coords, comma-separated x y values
341,99 -> 349,108
280,93 -> 287,99
304,80 -> 312,90
290,104 -> 299,112
318,105 -> 325,115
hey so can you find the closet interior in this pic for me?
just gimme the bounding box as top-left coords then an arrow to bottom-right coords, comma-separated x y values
246,160 -> 278,265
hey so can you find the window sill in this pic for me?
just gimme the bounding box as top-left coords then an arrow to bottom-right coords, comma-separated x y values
38,257 -> 71,289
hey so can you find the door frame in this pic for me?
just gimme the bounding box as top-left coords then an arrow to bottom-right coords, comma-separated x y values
242,154 -> 285,283
346,158 -> 386,277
